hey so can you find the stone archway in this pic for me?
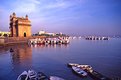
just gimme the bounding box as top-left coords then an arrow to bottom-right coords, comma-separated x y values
24,32 -> 26,37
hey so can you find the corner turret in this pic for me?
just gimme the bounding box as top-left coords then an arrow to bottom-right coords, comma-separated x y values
13,12 -> 16,17
26,15 -> 28,19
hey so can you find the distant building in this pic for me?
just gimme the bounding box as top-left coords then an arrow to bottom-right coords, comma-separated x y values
9,12 -> 31,37
46,32 -> 55,36
38,30 -> 46,35
37,30 -> 55,36
0,31 -> 10,37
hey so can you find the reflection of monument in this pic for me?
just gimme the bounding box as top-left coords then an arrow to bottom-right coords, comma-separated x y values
11,45 -> 32,69
9,12 -> 31,37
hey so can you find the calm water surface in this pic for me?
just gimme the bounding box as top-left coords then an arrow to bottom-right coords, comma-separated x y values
0,38 -> 121,80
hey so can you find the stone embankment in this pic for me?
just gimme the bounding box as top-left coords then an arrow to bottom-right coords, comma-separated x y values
0,36 -> 46,47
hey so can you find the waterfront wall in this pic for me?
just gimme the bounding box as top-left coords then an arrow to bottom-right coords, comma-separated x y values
0,36 -> 46,46
0,38 -> 5,43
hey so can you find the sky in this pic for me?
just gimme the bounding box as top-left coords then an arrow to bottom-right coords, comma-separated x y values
0,0 -> 121,36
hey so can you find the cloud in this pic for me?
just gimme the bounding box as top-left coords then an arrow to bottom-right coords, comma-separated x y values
11,0 -> 41,14
45,2 -> 66,9
14,3 -> 36,13
10,0 -> 85,14
29,0 -> 41,4
44,0 -> 76,9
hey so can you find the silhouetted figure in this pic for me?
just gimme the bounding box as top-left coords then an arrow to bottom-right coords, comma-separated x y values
10,48 -> 14,52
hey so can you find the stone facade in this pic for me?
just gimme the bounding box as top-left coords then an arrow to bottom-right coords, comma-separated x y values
9,12 -> 31,37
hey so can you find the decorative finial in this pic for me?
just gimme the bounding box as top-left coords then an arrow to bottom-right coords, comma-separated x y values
13,12 -> 16,17
26,15 -> 28,19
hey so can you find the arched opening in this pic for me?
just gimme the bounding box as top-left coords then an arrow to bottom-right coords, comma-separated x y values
24,32 -> 26,37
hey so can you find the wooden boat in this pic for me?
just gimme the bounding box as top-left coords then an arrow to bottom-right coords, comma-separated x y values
37,72 -> 65,80
17,70 -> 65,80
88,70 -> 111,80
68,63 -> 90,67
68,63 -> 80,67
72,66 -> 87,77
28,70 -> 37,80
50,76 -> 65,80
68,63 -> 111,80
17,71 -> 28,80
37,72 -> 50,80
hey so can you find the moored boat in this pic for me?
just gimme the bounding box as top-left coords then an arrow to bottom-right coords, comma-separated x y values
50,76 -> 65,80
17,71 -> 28,80
17,70 -> 65,80
37,72 -> 50,80
68,63 -> 92,70
87,70 -> 111,80
67,63 -> 111,80
28,37 -> 70,45
28,70 -> 37,80
72,66 -> 87,77
68,63 -> 81,67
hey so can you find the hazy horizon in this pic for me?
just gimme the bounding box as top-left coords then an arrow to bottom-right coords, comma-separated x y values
0,0 -> 121,36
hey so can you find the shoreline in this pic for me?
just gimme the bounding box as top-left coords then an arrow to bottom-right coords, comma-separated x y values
0,36 -> 69,47
0,41 -> 27,47
0,36 -> 46,47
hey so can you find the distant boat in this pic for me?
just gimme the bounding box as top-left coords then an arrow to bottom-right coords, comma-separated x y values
67,63 -> 111,80
28,70 -> 37,80
37,72 -> 49,80
17,71 -> 28,80
10,48 -> 14,52
50,76 -> 65,80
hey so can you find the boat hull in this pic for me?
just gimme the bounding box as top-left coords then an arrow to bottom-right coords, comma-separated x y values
50,76 -> 65,80
67,63 -> 111,80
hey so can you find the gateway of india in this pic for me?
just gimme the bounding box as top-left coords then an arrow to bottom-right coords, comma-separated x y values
9,12 -> 31,37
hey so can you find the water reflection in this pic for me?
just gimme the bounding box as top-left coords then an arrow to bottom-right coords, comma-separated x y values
10,44 -> 69,70
10,44 -> 32,70
30,44 -> 69,49
0,46 -> 10,55
0,39 -> 121,80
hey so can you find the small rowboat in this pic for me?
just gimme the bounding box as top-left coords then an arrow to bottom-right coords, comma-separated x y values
28,70 -> 37,80
68,63 -> 88,77
17,70 -> 65,80
37,72 -> 49,80
68,63 -> 92,71
68,63 -> 111,80
50,76 -> 65,80
17,71 -> 28,80
72,66 -> 87,77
